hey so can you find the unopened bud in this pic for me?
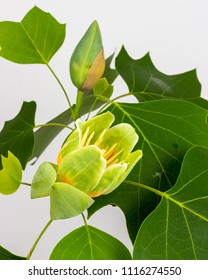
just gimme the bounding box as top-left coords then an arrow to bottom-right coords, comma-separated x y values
70,20 -> 105,92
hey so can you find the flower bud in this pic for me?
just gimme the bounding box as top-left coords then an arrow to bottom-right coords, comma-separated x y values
70,20 -> 105,92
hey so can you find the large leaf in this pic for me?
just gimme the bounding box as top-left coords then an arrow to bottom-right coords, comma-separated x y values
0,246 -> 26,260
115,47 -> 208,109
133,146 -> 208,259
88,100 -> 208,242
0,6 -> 65,64
0,101 -> 36,169
32,54 -> 118,161
50,225 -> 131,260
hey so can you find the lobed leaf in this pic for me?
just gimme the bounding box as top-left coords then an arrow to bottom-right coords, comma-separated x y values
133,146 -> 208,259
50,225 -> 131,260
0,6 -> 66,64
116,47 -> 208,109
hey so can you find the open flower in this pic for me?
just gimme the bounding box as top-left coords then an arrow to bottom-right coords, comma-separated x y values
31,112 -> 142,220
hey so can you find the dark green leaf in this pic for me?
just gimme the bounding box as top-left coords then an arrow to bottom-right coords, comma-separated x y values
0,6 -> 65,64
89,100 -> 208,242
102,53 -> 118,84
50,225 -> 131,260
0,246 -> 26,260
32,107 -> 73,162
115,47 -> 208,109
133,146 -> 208,260
0,101 -> 36,169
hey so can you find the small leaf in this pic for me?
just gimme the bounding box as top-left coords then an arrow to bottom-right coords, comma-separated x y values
93,78 -> 113,99
0,246 -> 26,260
0,6 -> 66,64
133,146 -> 208,260
115,47 -> 208,109
0,101 -> 36,169
0,152 -> 22,195
50,225 -> 131,260
31,162 -> 57,198
50,182 -> 94,220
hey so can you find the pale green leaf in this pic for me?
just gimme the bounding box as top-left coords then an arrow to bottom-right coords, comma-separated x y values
0,152 -> 22,195
31,162 -> 57,198
50,182 -> 94,220
0,6 -> 65,64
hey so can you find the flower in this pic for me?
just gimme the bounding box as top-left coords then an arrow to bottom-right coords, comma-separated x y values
70,20 -> 105,92
31,112 -> 142,220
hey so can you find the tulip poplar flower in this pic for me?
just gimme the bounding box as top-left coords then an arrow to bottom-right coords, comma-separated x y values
70,20 -> 105,92
31,112 -> 142,220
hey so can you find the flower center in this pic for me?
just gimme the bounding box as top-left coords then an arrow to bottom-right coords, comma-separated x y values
79,127 -> 123,167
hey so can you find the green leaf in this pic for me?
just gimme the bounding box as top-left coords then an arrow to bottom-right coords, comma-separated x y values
50,225 -> 131,260
0,101 -> 36,169
93,78 -> 113,99
116,47 -> 208,109
89,100 -> 208,242
50,182 -> 94,220
102,53 -> 118,84
0,6 -> 65,64
133,146 -> 208,260
31,162 -> 57,198
0,246 -> 26,260
0,152 -> 22,195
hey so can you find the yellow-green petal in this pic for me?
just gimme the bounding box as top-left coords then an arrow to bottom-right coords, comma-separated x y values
88,163 -> 127,197
59,146 -> 106,193
50,182 -> 94,220
101,123 -> 139,161
0,152 -> 22,195
31,162 -> 57,198
104,149 -> 143,195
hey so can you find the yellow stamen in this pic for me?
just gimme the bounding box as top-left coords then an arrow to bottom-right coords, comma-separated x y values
104,143 -> 118,159
85,131 -> 95,146
106,149 -> 123,166
80,127 -> 90,147
94,129 -> 107,146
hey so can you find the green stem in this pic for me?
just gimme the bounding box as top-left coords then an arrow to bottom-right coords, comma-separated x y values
26,219 -> 53,260
21,182 -> 31,186
81,213 -> 88,226
124,180 -> 164,197
34,122 -> 74,131
46,63 -> 75,120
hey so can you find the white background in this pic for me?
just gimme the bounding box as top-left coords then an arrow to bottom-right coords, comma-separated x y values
0,0 -> 208,259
